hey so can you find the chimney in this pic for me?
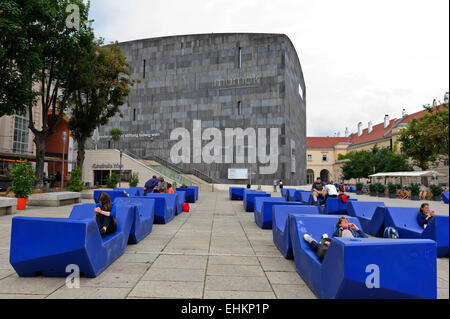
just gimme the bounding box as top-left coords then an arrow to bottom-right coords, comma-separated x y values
384,114 -> 390,129
337,132 -> 340,137
444,92 -> 449,104
402,109 -> 406,118
432,99 -> 437,107
357,122 -> 363,137
345,127 -> 349,137
368,121 -> 373,134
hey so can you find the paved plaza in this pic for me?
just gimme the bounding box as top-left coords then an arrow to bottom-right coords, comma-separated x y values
0,190 -> 448,299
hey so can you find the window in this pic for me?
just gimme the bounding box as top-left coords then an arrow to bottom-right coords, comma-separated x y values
133,109 -> 136,121
322,154 -> 327,162
307,154 -> 312,161
143,59 -> 146,78
108,141 -> 111,149
13,110 -> 29,154
237,101 -> 242,115
238,47 -> 242,69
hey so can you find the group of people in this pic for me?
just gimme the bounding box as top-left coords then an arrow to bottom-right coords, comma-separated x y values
273,179 -> 284,192
311,177 -> 348,206
143,175 -> 178,195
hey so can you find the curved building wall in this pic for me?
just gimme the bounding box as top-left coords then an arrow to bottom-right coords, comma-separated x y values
95,33 -> 306,185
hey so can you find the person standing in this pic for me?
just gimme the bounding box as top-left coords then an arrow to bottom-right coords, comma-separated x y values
279,180 -> 284,191
273,179 -> 278,192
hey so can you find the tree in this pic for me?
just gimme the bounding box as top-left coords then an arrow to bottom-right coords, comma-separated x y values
68,41 -> 136,171
398,103 -> 449,170
109,128 -> 123,149
1,1 -> 96,188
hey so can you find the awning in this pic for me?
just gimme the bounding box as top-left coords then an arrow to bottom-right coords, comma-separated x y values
369,171 -> 444,178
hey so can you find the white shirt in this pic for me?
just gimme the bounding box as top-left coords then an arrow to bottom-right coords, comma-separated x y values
325,184 -> 338,196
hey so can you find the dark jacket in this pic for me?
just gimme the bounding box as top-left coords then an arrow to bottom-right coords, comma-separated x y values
144,178 -> 158,190
333,227 -> 368,238
417,212 -> 431,228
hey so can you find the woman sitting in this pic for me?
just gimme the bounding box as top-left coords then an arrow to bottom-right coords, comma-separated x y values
95,192 -> 117,237
418,203 -> 435,229
167,183 -> 174,194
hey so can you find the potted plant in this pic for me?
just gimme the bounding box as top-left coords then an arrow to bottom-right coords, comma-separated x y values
429,184 -> 443,201
375,183 -> 386,197
129,172 -> 139,187
356,182 -> 364,195
387,182 -> 397,199
67,168 -> 84,192
10,161 -> 36,210
106,172 -> 120,189
369,183 -> 376,196
409,183 -> 420,200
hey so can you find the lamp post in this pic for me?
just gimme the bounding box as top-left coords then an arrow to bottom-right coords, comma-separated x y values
119,150 -> 123,187
61,131 -> 67,192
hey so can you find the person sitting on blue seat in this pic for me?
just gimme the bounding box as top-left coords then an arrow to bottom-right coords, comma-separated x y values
312,177 -> 326,205
322,180 -> 339,206
303,216 -> 368,261
417,203 -> 435,229
144,176 -> 158,195
95,192 -> 117,237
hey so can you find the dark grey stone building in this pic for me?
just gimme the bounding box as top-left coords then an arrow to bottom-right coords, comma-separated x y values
95,33 -> 306,185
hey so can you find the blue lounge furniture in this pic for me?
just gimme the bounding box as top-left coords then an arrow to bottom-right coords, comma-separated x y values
229,187 -> 246,200
144,194 -> 177,223
176,188 -> 196,203
188,186 -> 199,201
243,190 -> 271,212
289,214 -> 437,299
254,197 -> 290,229
94,190 -> 126,203
286,189 -> 298,201
322,197 -> 357,215
113,198 -> 155,244
298,191 -> 313,204
347,201 -> 386,234
175,191 -> 186,215
272,205 -> 320,259
308,194 -> 325,205
114,187 -> 143,197
10,204 -> 134,278
281,188 -> 289,199
443,192 -> 449,204
383,207 -> 449,257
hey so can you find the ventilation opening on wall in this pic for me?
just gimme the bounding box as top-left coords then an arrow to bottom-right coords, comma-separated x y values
237,101 -> 242,115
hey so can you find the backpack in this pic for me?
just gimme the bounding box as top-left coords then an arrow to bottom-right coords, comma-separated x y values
182,202 -> 190,213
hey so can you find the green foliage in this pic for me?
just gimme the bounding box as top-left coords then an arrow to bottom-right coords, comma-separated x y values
395,184 -> 402,190
409,183 -> 420,196
109,128 -> 123,148
106,172 -> 120,189
387,182 -> 397,194
369,183 -> 376,192
129,172 -> 139,187
374,183 -> 385,193
429,184 -> 443,197
398,104 -> 449,170
10,161 -> 36,198
67,168 -> 84,192
356,182 -> 364,191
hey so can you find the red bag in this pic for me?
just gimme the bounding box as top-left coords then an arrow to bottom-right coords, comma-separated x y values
339,194 -> 348,203
182,203 -> 190,212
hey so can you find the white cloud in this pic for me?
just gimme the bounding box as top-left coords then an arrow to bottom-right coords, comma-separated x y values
89,0 -> 449,136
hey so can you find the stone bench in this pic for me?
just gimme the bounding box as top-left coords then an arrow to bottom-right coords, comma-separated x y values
0,197 -> 17,216
27,192 -> 81,207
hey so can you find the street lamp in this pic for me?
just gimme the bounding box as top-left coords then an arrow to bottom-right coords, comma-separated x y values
119,150 -> 123,187
61,131 -> 67,192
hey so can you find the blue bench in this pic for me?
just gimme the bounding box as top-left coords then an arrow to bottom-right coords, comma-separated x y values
229,187 -> 246,200
176,188 -> 196,203
254,197 -> 289,229
188,186 -> 199,201
114,187 -> 143,197
297,191 -> 313,204
443,192 -> 449,204
321,197 -> 357,215
281,188 -> 289,198
113,198 -> 155,244
347,201 -> 386,235
285,189 -> 297,201
243,190 -> 271,212
289,214 -> 437,299
383,207 -> 449,257
272,205 -> 320,259
175,191 -> 186,215
94,190 -> 126,203
10,204 -> 134,278
308,194 -> 325,205
144,194 -> 177,223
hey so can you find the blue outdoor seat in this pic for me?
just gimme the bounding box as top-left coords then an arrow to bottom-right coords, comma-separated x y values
347,201 -> 385,234
308,194 -> 325,205
289,214 -> 437,299
94,190 -> 126,203
113,198 -> 155,244
281,188 -> 288,198
443,192 -> 449,204
229,187 -> 246,200
144,194 -> 177,223
298,191 -> 313,204
286,189 -> 297,201
322,197 -> 357,215
176,188 -> 196,203
9,204 -> 134,278
174,191 -> 186,215
114,187 -> 143,197
253,197 -> 289,229
272,205 -> 319,259
188,186 -> 199,201
383,207 -> 449,257
243,190 -> 271,212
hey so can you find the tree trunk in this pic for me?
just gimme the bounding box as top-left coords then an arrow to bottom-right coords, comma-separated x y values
33,133 -> 47,189
76,137 -> 86,178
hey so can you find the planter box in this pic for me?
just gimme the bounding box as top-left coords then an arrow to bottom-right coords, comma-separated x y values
433,196 -> 441,201
389,194 -> 396,199
356,191 -> 363,195
370,192 -> 377,197
378,193 -> 385,198
411,195 -> 419,201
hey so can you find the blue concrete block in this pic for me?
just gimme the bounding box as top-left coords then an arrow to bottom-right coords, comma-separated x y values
253,197 -> 288,229
174,191 -> 186,215
113,198 -> 155,244
188,186 -> 199,201
176,188 -> 196,203
289,214 -> 437,299
144,194 -> 177,223
10,204 -> 134,278
308,194 -> 325,206
286,189 -> 297,201
281,188 -> 289,199
272,205 -> 319,259
94,190 -> 126,203
243,190 -> 271,212
229,187 -> 246,200
114,187 -> 143,197
322,197 -> 357,215
384,207 -> 449,257
298,191 -> 313,204
347,201 -> 385,234
443,192 -> 449,204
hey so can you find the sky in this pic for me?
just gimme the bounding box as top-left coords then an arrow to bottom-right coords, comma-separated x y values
89,0 -> 449,137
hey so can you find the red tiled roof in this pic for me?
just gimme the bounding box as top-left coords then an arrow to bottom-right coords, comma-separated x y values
348,119 -> 396,147
307,137 -> 349,148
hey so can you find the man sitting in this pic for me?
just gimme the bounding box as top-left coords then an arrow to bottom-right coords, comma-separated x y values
144,176 -> 158,195
311,177 -> 326,205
